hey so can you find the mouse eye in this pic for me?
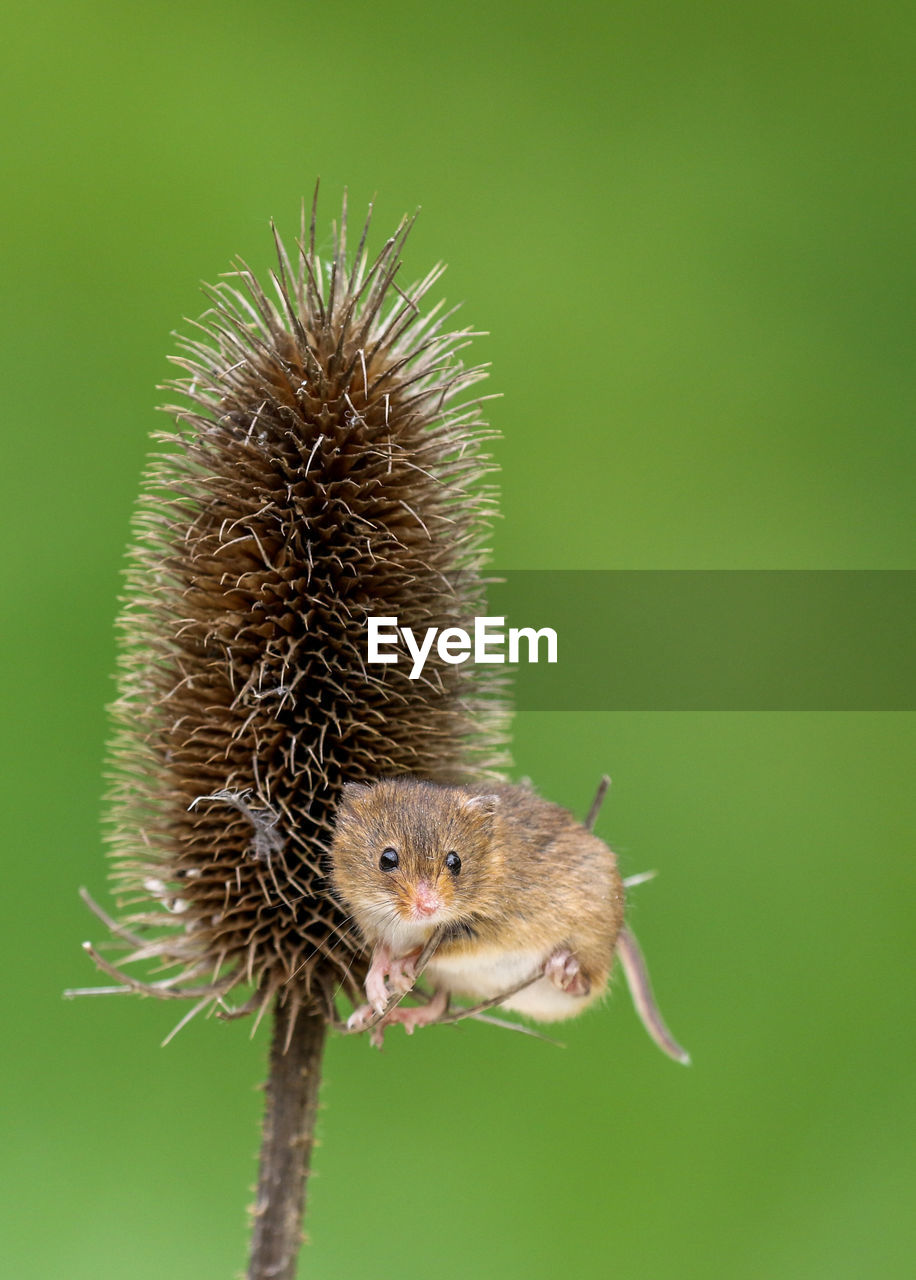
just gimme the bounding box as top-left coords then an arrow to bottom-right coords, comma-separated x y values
445,851 -> 461,875
378,847 -> 399,872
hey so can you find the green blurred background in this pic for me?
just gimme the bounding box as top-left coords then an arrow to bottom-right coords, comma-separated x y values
2,1 -> 913,1277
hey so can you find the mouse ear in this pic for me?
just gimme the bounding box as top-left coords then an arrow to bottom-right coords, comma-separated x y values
462,793 -> 500,814
339,781 -> 374,806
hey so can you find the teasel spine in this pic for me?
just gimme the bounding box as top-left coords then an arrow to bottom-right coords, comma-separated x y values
74,191 -> 510,1278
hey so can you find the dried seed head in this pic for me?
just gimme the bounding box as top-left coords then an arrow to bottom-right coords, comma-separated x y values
86,194 -> 511,1032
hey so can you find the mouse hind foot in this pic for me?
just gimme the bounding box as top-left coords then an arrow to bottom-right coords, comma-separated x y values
381,987 -> 449,1036
545,948 -> 591,997
347,988 -> 449,1047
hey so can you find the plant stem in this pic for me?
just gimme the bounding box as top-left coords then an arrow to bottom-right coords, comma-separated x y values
247,999 -> 327,1279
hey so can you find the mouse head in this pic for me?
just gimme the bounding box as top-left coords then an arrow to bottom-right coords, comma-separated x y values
329,776 -> 499,949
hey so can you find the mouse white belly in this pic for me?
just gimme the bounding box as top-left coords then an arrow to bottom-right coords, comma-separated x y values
426,947 -> 589,1022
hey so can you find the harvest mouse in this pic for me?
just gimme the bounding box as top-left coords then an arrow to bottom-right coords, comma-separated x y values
329,776 -> 688,1061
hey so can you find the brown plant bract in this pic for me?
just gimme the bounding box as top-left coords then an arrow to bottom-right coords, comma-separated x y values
88,194 -> 510,1038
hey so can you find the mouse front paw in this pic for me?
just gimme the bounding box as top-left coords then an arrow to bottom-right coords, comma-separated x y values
545,948 -> 591,997
364,943 -> 422,1013
364,943 -> 394,1014
348,1003 -> 389,1049
347,1002 -> 376,1031
387,947 -> 421,996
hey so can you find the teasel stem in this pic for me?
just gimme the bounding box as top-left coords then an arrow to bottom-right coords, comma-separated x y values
248,1000 -> 327,1280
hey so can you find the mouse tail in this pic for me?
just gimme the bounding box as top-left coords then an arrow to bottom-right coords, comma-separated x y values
615,926 -> 691,1066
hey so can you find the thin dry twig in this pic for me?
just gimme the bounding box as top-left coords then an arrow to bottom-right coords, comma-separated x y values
432,966 -> 547,1025
584,773 -> 610,832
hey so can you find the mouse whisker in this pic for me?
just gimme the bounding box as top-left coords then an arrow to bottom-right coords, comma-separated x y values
329,933 -> 366,1006
284,912 -> 361,985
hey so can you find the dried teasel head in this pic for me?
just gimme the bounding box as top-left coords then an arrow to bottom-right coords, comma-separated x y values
80,193 -> 511,1037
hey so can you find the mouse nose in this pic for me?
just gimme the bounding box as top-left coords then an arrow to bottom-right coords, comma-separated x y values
413,880 -> 442,917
